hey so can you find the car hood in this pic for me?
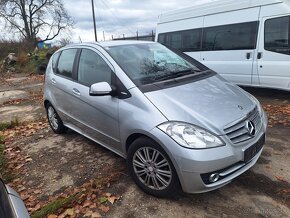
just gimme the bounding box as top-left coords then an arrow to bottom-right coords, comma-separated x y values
144,75 -> 255,135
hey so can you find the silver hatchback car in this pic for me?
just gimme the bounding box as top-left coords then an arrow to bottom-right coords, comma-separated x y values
44,41 -> 267,197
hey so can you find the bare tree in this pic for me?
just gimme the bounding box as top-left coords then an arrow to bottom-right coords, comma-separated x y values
0,0 -> 73,45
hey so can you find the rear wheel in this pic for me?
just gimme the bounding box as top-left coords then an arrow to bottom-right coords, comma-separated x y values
127,137 -> 180,198
46,103 -> 67,134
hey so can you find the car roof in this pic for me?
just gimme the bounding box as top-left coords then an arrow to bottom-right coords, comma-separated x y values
69,40 -> 155,49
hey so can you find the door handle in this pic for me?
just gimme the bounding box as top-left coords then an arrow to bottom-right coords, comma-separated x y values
51,78 -> 56,84
257,52 -> 263,59
72,88 -> 81,96
246,52 -> 251,59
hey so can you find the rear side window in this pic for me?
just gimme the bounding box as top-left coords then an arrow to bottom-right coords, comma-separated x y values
52,52 -> 60,72
158,28 -> 202,52
265,16 -> 290,55
56,49 -> 77,78
202,21 -> 259,51
77,49 -> 112,86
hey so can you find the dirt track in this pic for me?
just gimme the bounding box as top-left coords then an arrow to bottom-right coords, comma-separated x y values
0,73 -> 289,217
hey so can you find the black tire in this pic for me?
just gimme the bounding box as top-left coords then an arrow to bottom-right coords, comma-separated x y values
45,103 -> 67,134
127,137 -> 180,198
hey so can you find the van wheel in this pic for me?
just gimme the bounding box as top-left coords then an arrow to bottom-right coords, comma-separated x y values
127,137 -> 180,198
46,103 -> 67,134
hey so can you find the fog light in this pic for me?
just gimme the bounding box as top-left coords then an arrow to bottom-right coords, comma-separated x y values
209,173 -> 220,183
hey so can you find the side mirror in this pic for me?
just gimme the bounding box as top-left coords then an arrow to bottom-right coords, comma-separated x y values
89,82 -> 112,96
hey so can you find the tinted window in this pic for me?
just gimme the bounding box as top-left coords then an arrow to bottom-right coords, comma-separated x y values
52,52 -> 60,72
265,16 -> 290,55
202,21 -> 259,51
158,29 -> 201,52
78,49 -> 112,86
57,49 -> 77,78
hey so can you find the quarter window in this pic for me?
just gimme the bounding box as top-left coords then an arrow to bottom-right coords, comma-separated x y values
202,21 -> 259,51
52,52 -> 60,72
265,16 -> 290,55
56,49 -> 77,78
78,49 -> 112,86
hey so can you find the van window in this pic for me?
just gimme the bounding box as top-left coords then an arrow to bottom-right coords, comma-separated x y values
265,16 -> 290,55
158,29 -> 202,52
77,49 -> 112,86
202,21 -> 259,51
57,49 -> 77,78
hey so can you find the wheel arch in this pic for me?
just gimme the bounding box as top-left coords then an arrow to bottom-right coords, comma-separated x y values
44,99 -> 50,108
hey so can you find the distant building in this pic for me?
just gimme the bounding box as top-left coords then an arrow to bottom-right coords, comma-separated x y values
37,41 -> 52,49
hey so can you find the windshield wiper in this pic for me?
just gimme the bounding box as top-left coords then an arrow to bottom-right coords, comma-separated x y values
153,69 -> 199,81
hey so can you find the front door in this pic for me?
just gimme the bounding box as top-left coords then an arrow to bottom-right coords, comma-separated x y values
256,15 -> 290,90
71,48 -> 121,153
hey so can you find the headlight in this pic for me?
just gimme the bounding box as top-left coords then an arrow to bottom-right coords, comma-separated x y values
158,122 -> 225,149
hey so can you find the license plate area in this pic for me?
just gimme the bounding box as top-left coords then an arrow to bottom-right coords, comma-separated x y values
244,134 -> 265,163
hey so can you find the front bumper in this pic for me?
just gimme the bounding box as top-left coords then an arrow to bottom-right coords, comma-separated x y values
149,114 -> 267,193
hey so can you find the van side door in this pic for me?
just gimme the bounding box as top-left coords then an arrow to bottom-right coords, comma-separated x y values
256,15 -> 290,90
200,8 -> 260,86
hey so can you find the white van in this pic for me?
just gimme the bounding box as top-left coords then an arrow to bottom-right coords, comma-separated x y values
156,0 -> 290,91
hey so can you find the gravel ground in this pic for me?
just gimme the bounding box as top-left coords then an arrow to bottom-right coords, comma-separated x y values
0,73 -> 289,217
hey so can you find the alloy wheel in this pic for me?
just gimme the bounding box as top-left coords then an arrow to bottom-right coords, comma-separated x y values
132,147 -> 172,190
47,106 -> 59,130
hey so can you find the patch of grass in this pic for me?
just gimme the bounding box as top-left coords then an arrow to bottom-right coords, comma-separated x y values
0,123 -> 11,131
0,135 -> 11,182
31,195 -> 76,218
0,117 -> 19,131
0,134 -> 14,183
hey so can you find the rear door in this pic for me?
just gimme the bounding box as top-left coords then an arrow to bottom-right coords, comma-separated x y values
256,15 -> 290,90
201,8 -> 260,85
49,48 -> 79,123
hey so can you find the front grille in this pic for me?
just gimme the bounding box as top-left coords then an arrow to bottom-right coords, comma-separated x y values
224,107 -> 262,144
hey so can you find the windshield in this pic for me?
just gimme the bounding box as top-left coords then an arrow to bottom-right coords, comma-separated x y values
106,43 -> 205,85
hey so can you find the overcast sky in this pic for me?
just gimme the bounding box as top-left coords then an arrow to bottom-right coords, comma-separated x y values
62,0 -> 213,42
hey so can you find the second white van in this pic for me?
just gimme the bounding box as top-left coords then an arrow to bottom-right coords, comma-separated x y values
156,0 -> 290,91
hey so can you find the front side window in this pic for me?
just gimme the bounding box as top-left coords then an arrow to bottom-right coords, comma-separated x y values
265,16 -> 290,55
107,43 -> 207,86
57,49 -> 77,78
78,49 -> 112,86
202,21 -> 259,51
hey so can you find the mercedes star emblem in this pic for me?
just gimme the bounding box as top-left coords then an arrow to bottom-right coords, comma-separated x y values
245,120 -> 256,136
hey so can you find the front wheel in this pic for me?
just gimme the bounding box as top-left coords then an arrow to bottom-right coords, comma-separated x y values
127,137 -> 180,198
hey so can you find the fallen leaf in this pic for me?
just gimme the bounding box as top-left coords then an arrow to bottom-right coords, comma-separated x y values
107,196 -> 118,204
47,215 -> 58,218
99,204 -> 110,213
91,212 -> 102,218
98,197 -> 107,204
83,200 -> 92,207
105,192 -> 111,197
33,189 -> 41,194
65,208 -> 74,216
15,164 -> 24,169
25,157 -> 33,162
276,176 -> 288,183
